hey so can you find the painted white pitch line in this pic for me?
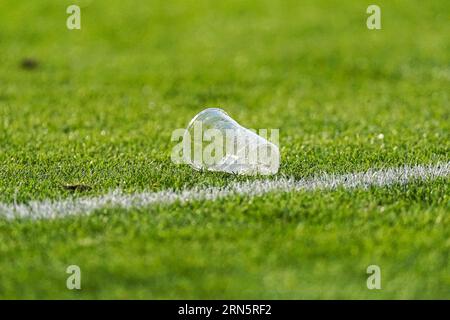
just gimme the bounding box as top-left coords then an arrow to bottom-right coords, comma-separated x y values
0,162 -> 448,220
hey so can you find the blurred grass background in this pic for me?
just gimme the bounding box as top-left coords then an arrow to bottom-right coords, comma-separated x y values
0,0 -> 448,202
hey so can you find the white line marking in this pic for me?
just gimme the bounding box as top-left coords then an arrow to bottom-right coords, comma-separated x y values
0,162 -> 448,220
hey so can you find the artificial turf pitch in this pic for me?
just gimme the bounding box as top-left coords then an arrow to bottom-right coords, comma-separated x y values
0,0 -> 449,298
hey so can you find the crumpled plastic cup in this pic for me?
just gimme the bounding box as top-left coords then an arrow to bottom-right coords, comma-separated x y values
183,108 -> 280,175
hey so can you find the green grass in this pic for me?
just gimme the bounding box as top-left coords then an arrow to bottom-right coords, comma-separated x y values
0,0 -> 449,299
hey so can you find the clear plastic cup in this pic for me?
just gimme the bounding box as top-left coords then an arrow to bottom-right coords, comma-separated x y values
183,108 -> 280,175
